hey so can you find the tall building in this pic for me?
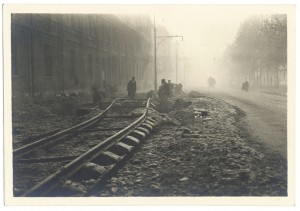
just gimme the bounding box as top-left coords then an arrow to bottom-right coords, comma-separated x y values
11,14 -> 154,96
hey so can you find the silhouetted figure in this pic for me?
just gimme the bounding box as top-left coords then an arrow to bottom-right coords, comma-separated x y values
127,77 -> 136,99
207,77 -> 216,88
158,79 -> 170,112
242,81 -> 249,92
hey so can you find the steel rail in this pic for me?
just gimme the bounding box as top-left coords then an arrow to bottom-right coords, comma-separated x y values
21,98 -> 151,197
13,99 -> 119,158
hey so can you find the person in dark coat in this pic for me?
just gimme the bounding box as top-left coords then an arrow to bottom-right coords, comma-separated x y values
157,79 -> 170,112
127,77 -> 136,99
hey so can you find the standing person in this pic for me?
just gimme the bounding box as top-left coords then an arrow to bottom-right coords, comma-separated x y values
158,79 -> 169,112
127,77 -> 136,99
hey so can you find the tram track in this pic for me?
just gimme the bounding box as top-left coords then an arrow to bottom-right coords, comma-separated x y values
13,98 -> 160,197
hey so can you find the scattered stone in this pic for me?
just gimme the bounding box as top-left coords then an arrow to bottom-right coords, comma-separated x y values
149,163 -> 158,168
111,177 -> 118,183
111,187 -> 118,193
151,184 -> 161,191
179,177 -> 189,182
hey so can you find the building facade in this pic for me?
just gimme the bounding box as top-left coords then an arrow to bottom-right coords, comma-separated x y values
11,14 -> 154,96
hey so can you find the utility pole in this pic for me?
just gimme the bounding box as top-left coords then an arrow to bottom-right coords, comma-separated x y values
176,42 -> 178,83
153,16 -> 183,91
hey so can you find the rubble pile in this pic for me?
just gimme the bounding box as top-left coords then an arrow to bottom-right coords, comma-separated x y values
94,96 -> 287,196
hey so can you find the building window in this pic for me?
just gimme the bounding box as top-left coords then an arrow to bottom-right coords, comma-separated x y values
44,44 -> 53,77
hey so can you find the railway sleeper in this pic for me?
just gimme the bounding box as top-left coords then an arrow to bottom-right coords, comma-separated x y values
145,120 -> 156,127
136,127 -> 150,135
91,151 -> 122,166
121,136 -> 140,146
69,162 -> 108,184
130,130 -> 146,139
107,142 -> 134,156
147,117 -> 157,124
140,123 -> 153,131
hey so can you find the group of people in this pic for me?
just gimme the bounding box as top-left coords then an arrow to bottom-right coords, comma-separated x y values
157,79 -> 184,112
92,76 -> 185,111
158,79 -> 183,100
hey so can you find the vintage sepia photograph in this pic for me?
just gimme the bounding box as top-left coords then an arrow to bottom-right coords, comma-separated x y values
3,3 -> 296,206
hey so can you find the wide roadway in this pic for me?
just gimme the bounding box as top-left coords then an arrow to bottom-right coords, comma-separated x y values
196,87 -> 288,158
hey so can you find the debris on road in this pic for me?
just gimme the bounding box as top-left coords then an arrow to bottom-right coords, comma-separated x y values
94,95 -> 287,196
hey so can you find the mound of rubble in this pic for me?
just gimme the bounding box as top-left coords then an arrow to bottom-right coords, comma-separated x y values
93,95 -> 287,197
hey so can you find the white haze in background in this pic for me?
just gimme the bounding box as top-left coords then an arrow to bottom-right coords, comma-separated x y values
154,6 -> 277,90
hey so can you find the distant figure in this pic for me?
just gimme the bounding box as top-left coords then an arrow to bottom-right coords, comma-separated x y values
242,81 -> 249,92
127,77 -> 136,99
167,80 -> 174,97
207,77 -> 216,88
158,79 -> 169,99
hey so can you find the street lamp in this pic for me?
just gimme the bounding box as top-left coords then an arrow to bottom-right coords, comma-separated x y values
153,17 -> 183,91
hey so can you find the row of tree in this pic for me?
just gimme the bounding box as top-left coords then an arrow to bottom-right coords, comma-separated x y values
223,14 -> 287,88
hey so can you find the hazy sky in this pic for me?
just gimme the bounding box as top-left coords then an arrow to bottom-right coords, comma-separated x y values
152,5 -> 289,86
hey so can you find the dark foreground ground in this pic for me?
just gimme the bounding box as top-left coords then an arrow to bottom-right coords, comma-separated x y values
11,92 -> 287,196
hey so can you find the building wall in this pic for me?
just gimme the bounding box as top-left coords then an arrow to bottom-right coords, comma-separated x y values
11,14 -> 154,96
